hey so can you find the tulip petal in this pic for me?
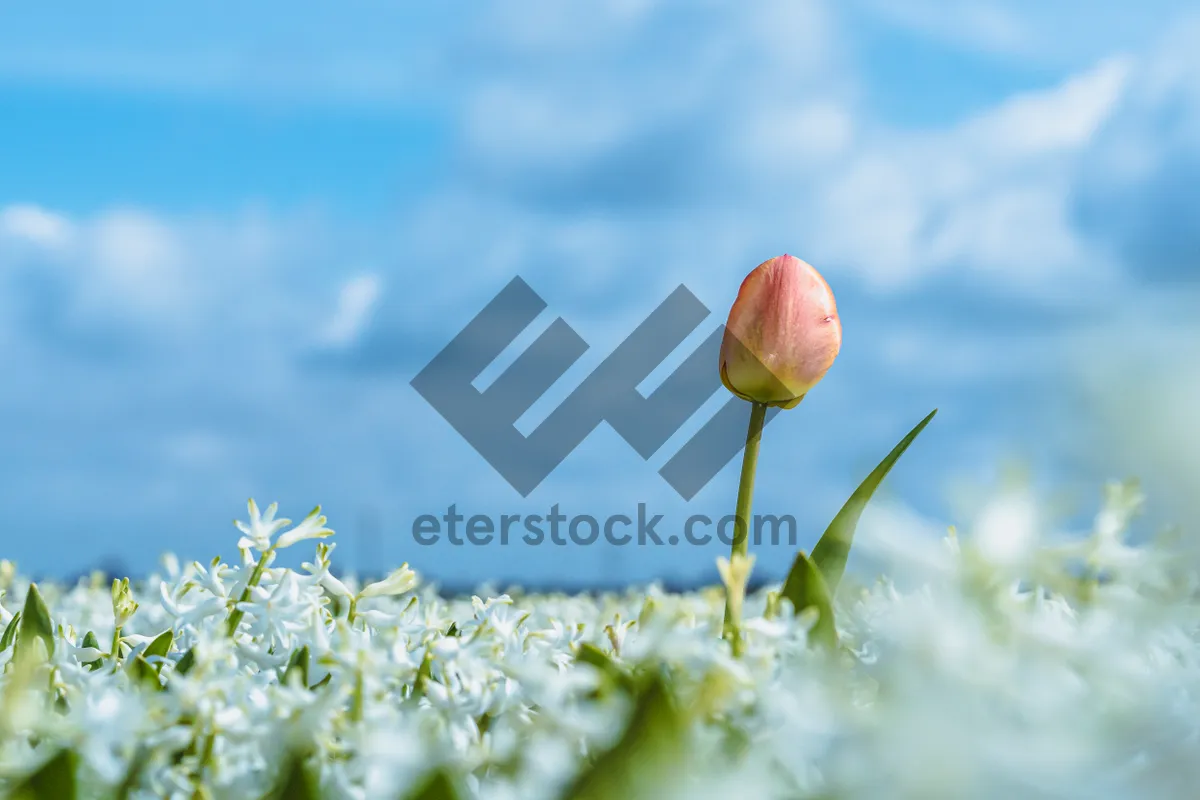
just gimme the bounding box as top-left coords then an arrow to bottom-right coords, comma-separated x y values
719,255 -> 841,408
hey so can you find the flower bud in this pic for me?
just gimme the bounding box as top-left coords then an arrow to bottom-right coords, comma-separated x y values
719,254 -> 841,409
111,577 -> 139,627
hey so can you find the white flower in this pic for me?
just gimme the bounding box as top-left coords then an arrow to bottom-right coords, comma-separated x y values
275,506 -> 335,550
357,565 -> 419,600
321,573 -> 355,601
235,499 -> 290,551
6,488 -> 1200,799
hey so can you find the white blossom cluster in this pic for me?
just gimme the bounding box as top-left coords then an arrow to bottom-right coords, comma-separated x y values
1,484 -> 1199,799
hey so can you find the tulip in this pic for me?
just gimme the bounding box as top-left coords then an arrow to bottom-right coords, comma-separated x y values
719,254 -> 841,410
718,254 -> 840,655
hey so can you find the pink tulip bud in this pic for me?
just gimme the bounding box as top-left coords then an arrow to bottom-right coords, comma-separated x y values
719,254 -> 841,409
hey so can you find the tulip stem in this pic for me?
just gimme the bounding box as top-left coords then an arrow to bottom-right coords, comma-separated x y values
722,401 -> 767,655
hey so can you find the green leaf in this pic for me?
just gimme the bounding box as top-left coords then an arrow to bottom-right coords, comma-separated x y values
575,642 -> 636,694
128,656 -> 162,689
266,752 -> 320,800
0,611 -> 20,653
127,629 -> 174,687
401,770 -> 463,800
283,646 -> 310,688
176,646 -> 197,675
411,647 -> 435,698
81,631 -> 103,671
113,746 -> 151,800
779,550 -> 838,650
112,748 -> 151,796
18,583 -> 55,658
804,409 -> 937,594
8,749 -> 77,800
560,672 -> 686,800
143,629 -> 174,661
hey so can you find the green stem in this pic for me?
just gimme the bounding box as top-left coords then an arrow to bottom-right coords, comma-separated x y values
722,401 -> 767,655
226,549 -> 273,637
110,626 -> 123,663
191,727 -> 216,800
350,653 -> 365,723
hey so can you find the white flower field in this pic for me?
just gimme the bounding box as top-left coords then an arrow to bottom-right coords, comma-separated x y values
1,483 -> 1199,799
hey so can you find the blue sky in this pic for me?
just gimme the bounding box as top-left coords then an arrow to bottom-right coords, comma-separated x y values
2,1 -> 1198,586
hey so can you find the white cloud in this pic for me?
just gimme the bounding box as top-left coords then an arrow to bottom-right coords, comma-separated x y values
738,103 -> 856,173
383,5 -> 1146,304
319,273 -> 383,348
89,209 -> 184,312
855,1 -> 1027,55
960,56 -> 1132,157
850,0 -> 1193,66
806,58 -> 1131,292
463,85 -> 631,168
0,204 -> 74,250
0,202 -> 357,349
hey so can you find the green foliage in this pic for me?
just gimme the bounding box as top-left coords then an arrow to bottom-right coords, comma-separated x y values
266,752 -> 320,800
176,646 -> 197,676
80,631 -> 103,671
780,551 -> 838,650
127,629 -> 174,689
560,672 -> 686,800
809,409 -> 937,592
113,747 -> 151,800
147,629 -> 173,656
7,749 -> 77,800
401,770 -> 463,800
781,409 -> 936,645
18,583 -> 55,659
575,642 -> 637,694
411,646 -> 435,698
284,646 -> 310,688
0,611 -> 20,653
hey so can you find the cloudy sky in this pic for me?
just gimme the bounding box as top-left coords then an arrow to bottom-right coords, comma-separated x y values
1,1 -> 1198,586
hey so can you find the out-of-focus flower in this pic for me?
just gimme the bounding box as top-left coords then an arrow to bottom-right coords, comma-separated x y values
719,254 -> 841,409
716,554 -> 756,628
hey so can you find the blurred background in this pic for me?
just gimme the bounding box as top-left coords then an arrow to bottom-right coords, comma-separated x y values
0,1 -> 1197,587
